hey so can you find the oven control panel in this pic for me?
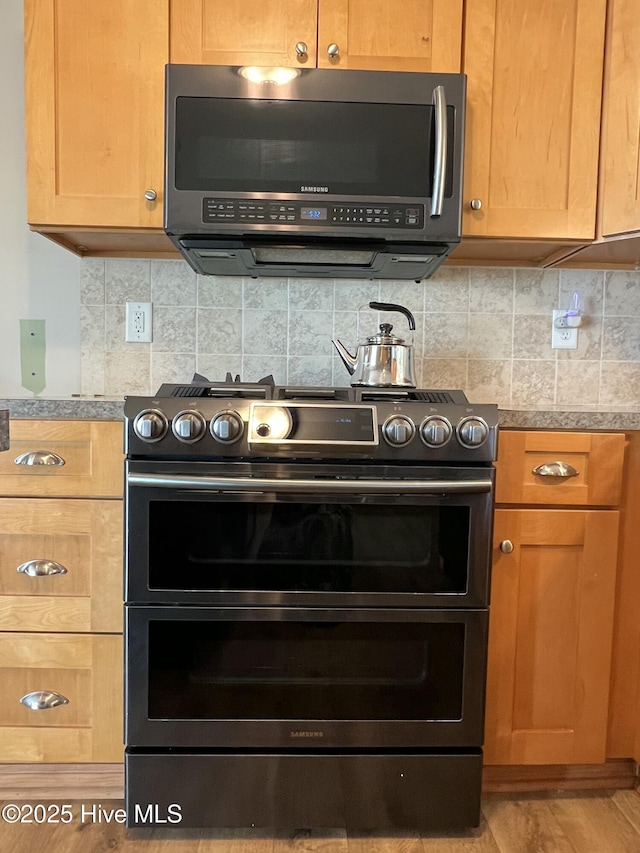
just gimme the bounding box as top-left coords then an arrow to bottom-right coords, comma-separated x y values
126,397 -> 498,463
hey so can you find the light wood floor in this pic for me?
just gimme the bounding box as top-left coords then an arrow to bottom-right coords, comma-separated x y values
1,790 -> 640,852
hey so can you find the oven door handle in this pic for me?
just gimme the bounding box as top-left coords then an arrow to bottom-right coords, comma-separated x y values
127,472 -> 492,495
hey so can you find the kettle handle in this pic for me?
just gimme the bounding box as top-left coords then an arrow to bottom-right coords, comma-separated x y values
368,302 -> 416,331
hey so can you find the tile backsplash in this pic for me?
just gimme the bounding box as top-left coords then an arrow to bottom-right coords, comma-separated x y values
80,259 -> 640,408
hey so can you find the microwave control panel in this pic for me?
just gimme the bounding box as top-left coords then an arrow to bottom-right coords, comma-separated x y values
202,199 -> 425,228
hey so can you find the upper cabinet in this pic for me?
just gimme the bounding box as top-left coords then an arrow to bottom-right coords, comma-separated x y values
24,0 -> 168,231
599,0 -> 640,238
170,0 -> 463,72
462,0 -> 607,241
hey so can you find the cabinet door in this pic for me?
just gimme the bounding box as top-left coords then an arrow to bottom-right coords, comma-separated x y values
25,0 -> 168,228
600,0 -> 640,237
485,509 -> 619,764
317,0 -> 462,71
170,0 -> 318,67
463,0 -> 606,239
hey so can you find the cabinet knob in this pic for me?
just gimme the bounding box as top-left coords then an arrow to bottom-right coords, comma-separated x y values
20,691 -> 69,711
14,451 -> 65,467
144,189 -> 157,202
327,43 -> 340,58
532,461 -> 579,478
295,41 -> 308,57
499,540 -> 514,554
470,198 -> 483,210
17,559 -> 68,577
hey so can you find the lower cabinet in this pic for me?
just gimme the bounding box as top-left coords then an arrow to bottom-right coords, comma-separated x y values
485,507 -> 619,764
0,632 -> 123,762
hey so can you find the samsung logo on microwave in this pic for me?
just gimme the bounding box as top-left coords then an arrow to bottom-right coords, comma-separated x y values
290,730 -> 325,738
301,186 -> 329,193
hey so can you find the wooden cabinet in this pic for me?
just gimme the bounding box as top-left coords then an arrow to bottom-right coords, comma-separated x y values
0,420 -> 124,763
24,0 -> 168,231
462,0 -> 607,241
170,0 -> 463,72
485,430 -> 625,765
599,0 -> 640,238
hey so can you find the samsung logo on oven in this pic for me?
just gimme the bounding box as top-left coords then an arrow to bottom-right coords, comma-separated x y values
290,730 -> 325,738
300,186 -> 329,193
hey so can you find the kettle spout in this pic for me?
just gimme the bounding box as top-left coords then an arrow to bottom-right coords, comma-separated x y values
332,339 -> 357,375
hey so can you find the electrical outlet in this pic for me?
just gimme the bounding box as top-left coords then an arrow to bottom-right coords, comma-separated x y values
125,302 -> 153,343
551,309 -> 578,349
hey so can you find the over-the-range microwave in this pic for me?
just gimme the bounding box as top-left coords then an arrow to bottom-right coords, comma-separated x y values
164,64 -> 466,280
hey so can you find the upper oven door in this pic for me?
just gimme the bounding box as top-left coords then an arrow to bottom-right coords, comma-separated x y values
126,460 -> 494,608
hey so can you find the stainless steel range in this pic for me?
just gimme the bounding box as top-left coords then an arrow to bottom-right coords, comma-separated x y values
124,377 -> 498,830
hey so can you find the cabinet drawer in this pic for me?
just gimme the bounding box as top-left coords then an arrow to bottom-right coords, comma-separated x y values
0,498 -> 122,632
0,632 -> 122,762
495,431 -> 626,506
0,420 -> 123,498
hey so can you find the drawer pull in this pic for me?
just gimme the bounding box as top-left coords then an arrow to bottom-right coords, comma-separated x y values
19,691 -> 69,711
17,559 -> 68,577
499,540 -> 514,554
532,461 -> 579,479
14,451 -> 65,467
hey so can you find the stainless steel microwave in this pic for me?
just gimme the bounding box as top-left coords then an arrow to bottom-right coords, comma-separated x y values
164,64 -> 466,280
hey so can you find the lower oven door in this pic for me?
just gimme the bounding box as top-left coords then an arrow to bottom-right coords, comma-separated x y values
126,460 -> 494,608
125,606 -> 488,749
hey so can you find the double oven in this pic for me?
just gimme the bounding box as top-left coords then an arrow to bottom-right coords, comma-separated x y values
124,383 -> 497,830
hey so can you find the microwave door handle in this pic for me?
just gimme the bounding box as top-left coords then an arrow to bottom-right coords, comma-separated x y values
430,85 -> 447,218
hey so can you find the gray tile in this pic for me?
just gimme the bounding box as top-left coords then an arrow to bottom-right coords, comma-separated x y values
80,258 -> 105,304
243,278 -> 288,309
512,314 -> 554,360
604,270 -> 640,315
243,310 -> 288,355
151,260 -> 197,305
600,363 -> 640,406
559,269 -> 604,317
151,307 -> 197,353
469,268 -> 514,313
105,259 -> 151,303
421,358 -> 468,392
334,280 -> 380,312
242,356 -> 287,385
196,355 -> 242,382
197,276 -> 243,308
425,267 -> 469,312
510,360 -> 557,408
514,269 -> 560,314
197,308 -> 242,354
602,317 -> 640,362
80,346 -> 104,396
468,314 -> 513,360
289,310 -> 334,357
467,360 -> 512,408
379,280 -> 425,316
79,305 -> 104,349
556,361 -> 601,406
289,279 -> 334,311
104,351 -> 151,395
424,313 -> 468,358
105,304 -> 138,353
287,357 -> 333,386
333,310 -> 359,344
151,353 -> 197,389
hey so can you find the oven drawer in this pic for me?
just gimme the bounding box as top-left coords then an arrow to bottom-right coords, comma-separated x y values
495,431 -> 626,506
0,632 -> 122,762
0,498 -> 122,632
0,420 -> 123,498
125,606 -> 488,750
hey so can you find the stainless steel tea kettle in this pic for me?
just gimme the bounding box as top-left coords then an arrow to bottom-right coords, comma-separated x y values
332,302 -> 417,388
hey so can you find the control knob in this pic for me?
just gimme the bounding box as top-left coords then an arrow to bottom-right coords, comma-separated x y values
133,409 -> 168,442
382,415 -> 415,446
172,410 -> 206,443
457,416 -> 489,448
210,411 -> 244,443
420,415 -> 452,447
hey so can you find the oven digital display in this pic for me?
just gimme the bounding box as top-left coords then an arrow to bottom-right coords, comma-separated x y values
300,207 -> 328,220
250,404 -> 376,444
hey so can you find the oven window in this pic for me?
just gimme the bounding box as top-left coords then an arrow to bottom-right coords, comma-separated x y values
174,97 -> 454,197
147,620 -> 464,721
147,501 -> 470,594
